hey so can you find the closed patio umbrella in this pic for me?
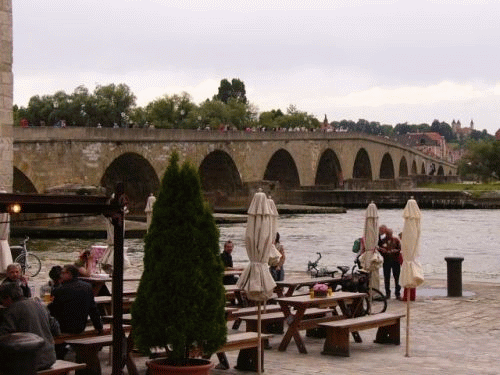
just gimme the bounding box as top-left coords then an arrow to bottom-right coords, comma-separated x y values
361,201 -> 381,291
237,189 -> 276,374
144,193 -> 156,229
0,211 -> 12,274
399,197 -> 424,357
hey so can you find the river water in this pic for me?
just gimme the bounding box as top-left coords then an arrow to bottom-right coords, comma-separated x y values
17,209 -> 500,285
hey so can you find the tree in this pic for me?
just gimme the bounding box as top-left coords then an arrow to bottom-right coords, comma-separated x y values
215,78 -> 247,104
459,140 -> 500,181
93,83 -> 136,127
131,153 -> 226,364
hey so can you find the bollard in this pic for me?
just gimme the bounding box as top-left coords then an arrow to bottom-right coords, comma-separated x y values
445,257 -> 464,297
0,332 -> 45,375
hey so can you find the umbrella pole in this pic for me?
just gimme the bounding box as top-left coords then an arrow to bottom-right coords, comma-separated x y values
405,290 -> 410,357
257,301 -> 262,375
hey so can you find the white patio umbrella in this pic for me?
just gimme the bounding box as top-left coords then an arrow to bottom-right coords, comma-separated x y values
0,211 -> 12,274
144,193 -> 156,229
360,201 -> 381,291
399,197 -> 424,357
100,215 -> 130,273
237,189 -> 276,374
267,196 -> 281,268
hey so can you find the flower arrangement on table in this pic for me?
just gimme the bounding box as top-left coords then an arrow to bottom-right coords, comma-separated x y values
312,283 -> 329,298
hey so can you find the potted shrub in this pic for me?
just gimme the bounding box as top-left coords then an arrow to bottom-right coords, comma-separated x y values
131,153 -> 227,374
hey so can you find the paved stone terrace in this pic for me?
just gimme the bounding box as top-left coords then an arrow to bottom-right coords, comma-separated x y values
91,278 -> 499,375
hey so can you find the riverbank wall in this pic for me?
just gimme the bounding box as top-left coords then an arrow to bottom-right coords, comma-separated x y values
280,189 -> 500,209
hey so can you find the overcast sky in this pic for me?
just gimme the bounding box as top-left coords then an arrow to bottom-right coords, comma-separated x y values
12,0 -> 500,134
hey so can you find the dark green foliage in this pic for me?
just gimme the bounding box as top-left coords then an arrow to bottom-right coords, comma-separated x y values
131,152 -> 227,362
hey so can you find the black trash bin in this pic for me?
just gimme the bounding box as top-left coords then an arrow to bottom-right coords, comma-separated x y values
0,332 -> 45,375
445,257 -> 464,297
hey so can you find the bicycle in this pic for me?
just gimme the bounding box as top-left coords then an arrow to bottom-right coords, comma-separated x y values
334,256 -> 387,315
306,252 -> 387,315
11,237 -> 42,277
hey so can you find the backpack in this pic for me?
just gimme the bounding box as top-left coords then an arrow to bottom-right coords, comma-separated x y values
352,238 -> 361,253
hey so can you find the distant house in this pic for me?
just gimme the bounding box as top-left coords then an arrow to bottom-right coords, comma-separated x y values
495,129 -> 500,141
404,132 -> 449,160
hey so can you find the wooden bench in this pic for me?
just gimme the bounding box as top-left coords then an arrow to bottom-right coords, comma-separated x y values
213,332 -> 273,372
241,308 -> 331,334
37,360 -> 86,375
64,326 -> 134,375
229,305 -> 282,329
53,324 -> 114,345
319,312 -> 405,357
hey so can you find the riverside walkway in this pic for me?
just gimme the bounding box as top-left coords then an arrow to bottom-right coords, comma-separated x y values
89,278 -> 499,375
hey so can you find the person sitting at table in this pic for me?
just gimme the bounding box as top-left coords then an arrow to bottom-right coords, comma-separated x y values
75,249 -> 93,277
48,265 -> 63,290
221,240 -> 238,285
48,264 -> 103,359
0,282 -> 59,371
1,263 -> 31,298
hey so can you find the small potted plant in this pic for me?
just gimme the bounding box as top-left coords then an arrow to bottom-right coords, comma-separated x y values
312,283 -> 329,298
131,153 -> 227,375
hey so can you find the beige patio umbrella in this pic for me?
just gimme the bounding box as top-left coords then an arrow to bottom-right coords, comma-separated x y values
360,202 -> 382,291
144,193 -> 156,229
0,211 -> 12,274
399,197 -> 424,357
267,196 -> 281,268
237,189 -> 276,374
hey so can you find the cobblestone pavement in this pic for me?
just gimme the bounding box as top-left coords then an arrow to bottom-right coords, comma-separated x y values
93,278 -> 500,375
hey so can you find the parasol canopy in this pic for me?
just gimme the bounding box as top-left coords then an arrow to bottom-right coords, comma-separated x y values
237,190 -> 276,301
400,198 -> 424,288
360,202 -> 382,289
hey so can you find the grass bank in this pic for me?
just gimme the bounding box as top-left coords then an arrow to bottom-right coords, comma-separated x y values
419,182 -> 500,198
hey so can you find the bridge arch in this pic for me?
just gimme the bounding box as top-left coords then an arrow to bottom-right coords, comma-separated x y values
315,149 -> 342,187
352,148 -> 372,180
199,150 -> 243,193
437,165 -> 444,176
399,156 -> 408,177
420,162 -> 426,175
411,160 -> 417,175
264,149 -> 300,188
13,167 -> 37,194
101,152 -> 160,214
379,153 -> 395,179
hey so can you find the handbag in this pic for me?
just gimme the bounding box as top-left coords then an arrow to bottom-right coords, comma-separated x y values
268,244 -> 282,267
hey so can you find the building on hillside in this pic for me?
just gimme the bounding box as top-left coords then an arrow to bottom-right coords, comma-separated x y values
404,132 -> 449,160
495,129 -> 500,141
322,114 -> 335,132
451,119 -> 474,138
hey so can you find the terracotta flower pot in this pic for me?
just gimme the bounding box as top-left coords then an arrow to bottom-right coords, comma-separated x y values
146,358 -> 213,375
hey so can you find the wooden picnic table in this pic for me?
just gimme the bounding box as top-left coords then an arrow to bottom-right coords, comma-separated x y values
80,275 -> 141,296
224,269 -> 243,277
275,291 -> 366,354
274,276 -> 342,297
224,285 -> 249,307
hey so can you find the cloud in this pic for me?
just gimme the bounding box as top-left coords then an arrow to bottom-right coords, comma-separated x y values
329,81 -> 490,108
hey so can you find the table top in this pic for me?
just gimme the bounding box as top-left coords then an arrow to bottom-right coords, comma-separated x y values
224,269 -> 243,276
275,276 -> 341,288
81,275 -> 141,282
276,291 -> 366,307
224,285 -> 241,292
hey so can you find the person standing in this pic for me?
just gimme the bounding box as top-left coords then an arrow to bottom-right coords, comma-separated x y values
0,282 -> 58,371
1,263 -> 31,298
270,232 -> 286,281
378,228 -> 402,300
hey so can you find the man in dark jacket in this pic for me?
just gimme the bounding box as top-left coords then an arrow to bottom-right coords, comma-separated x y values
48,264 -> 102,358
0,282 -> 58,371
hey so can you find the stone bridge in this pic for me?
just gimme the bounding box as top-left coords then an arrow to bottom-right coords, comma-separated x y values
13,128 -> 457,212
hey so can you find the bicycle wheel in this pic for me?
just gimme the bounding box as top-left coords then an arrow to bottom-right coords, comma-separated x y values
15,253 -> 42,277
364,288 -> 387,315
